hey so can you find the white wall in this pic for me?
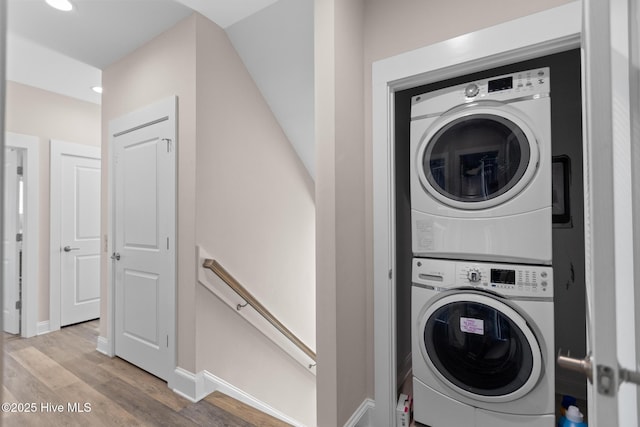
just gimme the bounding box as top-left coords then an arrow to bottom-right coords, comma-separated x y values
315,1 -> 369,425
101,13 -> 198,370
102,12 -> 316,425
314,0 -> 575,423
195,14 -> 316,352
194,13 -> 316,426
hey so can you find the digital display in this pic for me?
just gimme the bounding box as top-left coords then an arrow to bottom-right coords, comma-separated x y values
488,76 -> 513,92
491,269 -> 516,284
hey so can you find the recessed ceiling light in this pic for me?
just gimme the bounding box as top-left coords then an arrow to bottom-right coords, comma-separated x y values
91,86 -> 103,94
46,0 -> 73,12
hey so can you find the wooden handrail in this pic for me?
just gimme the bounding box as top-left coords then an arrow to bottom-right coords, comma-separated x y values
202,259 -> 316,362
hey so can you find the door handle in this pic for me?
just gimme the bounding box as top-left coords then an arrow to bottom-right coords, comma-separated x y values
111,252 -> 121,261
557,350 -> 593,382
558,350 -> 640,397
63,246 -> 80,252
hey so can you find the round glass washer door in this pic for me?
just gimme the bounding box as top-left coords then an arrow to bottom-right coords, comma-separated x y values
418,291 -> 543,403
416,102 -> 540,210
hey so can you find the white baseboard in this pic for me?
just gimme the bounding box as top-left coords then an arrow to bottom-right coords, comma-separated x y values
170,367 -> 305,426
37,320 -> 50,335
170,367 -> 214,403
96,336 -> 111,356
344,399 -> 375,427
202,370 -> 305,426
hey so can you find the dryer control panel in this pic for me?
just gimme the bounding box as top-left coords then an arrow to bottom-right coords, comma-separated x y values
412,258 -> 553,298
410,67 -> 551,118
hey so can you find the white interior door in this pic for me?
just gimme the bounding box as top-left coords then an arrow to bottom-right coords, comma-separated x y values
111,97 -> 176,382
60,153 -> 101,326
50,140 -> 101,330
579,0 -> 639,424
7,132 -> 40,338
3,148 -> 20,334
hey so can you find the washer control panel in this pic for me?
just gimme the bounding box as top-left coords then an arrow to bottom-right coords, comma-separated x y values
412,258 -> 553,298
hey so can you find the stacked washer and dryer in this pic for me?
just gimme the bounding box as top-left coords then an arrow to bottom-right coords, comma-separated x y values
410,68 -> 555,426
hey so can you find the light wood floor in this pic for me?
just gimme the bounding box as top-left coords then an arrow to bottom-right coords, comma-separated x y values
2,320 -> 290,426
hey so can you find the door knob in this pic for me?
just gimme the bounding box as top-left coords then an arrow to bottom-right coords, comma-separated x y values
63,246 -> 80,252
111,252 -> 121,261
557,350 -> 593,382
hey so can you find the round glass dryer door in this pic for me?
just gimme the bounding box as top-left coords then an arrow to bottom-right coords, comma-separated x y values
416,104 -> 539,210
419,292 -> 543,403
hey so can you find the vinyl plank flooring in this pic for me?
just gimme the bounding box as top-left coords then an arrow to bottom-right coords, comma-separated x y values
204,393 -> 292,427
10,347 -> 81,390
3,353 -> 87,426
55,379 -> 146,427
179,400 -> 254,427
93,376 -> 199,427
3,352 -> 59,403
2,385 -> 17,403
63,319 -> 100,341
98,356 -> 190,412
58,353 -> 115,388
2,320 -> 296,427
18,331 -> 85,364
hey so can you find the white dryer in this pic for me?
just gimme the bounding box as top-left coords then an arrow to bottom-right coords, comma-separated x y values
411,258 -> 555,427
410,68 -> 552,264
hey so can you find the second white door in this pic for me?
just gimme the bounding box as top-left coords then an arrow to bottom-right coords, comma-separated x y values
53,141 -> 102,327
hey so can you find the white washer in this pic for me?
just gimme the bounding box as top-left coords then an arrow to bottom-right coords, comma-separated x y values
411,258 -> 555,427
410,68 -> 552,265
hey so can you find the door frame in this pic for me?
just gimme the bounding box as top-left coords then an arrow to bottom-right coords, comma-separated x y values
5,132 -> 39,338
631,0 -> 640,416
49,139 -> 101,332
371,2 -> 583,425
106,96 -> 177,383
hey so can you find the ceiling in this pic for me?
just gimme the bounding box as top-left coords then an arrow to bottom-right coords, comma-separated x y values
7,0 -> 279,69
5,0 -> 280,103
6,0 -> 315,179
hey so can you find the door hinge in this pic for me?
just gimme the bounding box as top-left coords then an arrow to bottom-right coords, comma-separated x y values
389,269 -> 393,279
17,166 -> 23,176
167,237 -> 169,250
162,138 -> 172,153
16,233 -> 23,242
166,335 -> 169,347
15,300 -> 21,310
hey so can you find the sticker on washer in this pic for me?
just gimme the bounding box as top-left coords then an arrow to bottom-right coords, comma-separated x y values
460,317 -> 484,335
415,219 -> 434,250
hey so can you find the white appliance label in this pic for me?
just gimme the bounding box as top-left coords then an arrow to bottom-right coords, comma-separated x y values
416,219 -> 434,250
460,317 -> 484,335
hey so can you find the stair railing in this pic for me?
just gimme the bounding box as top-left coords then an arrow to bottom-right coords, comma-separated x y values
202,259 -> 316,364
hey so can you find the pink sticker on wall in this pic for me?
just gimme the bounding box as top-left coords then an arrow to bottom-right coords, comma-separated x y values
460,317 -> 484,335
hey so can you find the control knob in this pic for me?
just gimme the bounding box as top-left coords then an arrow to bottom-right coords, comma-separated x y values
467,268 -> 482,283
464,83 -> 480,98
